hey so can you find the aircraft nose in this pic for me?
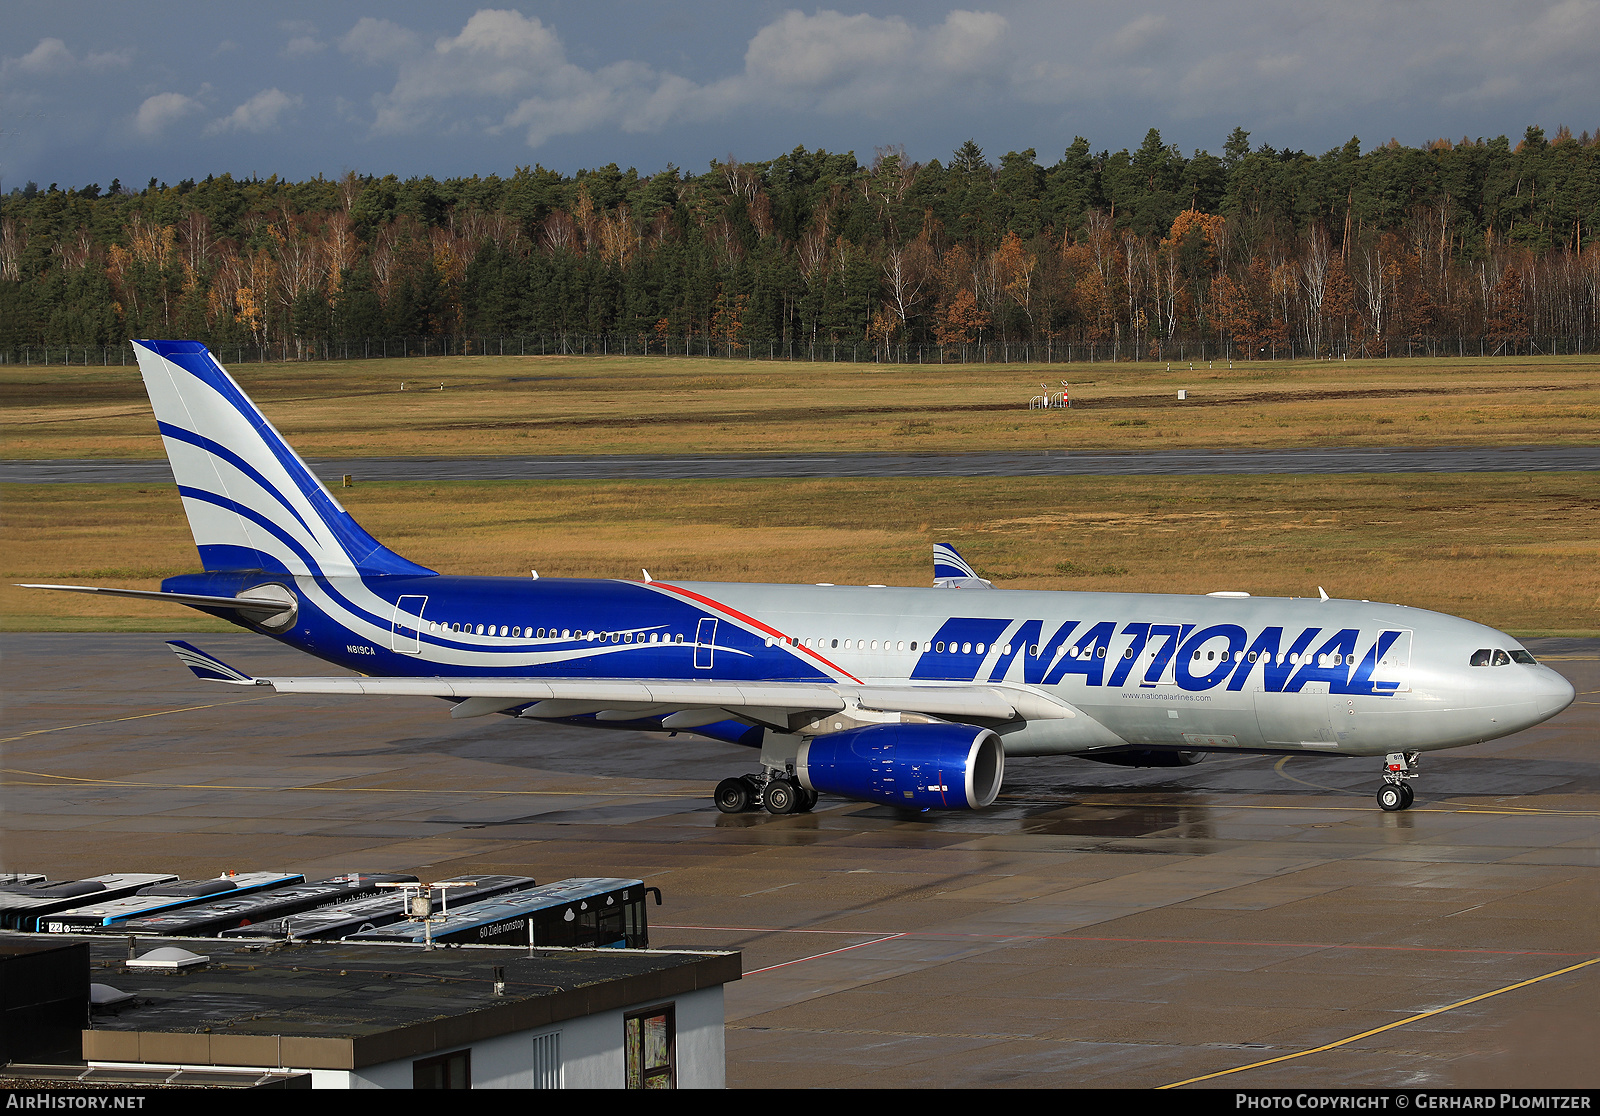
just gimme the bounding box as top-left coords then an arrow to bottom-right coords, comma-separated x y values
1533,669 -> 1576,719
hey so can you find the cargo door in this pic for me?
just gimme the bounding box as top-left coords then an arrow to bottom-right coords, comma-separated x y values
1253,685 -> 1336,747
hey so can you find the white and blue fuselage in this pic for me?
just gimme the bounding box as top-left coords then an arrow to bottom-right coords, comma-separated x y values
31,342 -> 1576,815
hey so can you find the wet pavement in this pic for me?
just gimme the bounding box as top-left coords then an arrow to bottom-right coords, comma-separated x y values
2,633 -> 1595,1089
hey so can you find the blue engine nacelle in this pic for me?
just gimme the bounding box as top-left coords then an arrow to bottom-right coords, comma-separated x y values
796,722 -> 1005,810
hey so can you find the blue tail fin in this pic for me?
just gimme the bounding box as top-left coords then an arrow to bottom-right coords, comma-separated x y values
933,543 -> 993,589
133,341 -> 434,578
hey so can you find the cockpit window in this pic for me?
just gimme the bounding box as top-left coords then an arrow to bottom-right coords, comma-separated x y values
1492,649 -> 1511,666
1470,648 -> 1493,666
1510,649 -> 1538,665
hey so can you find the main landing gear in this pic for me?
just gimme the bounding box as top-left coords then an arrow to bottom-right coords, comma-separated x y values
715,770 -> 818,816
1376,751 -> 1419,811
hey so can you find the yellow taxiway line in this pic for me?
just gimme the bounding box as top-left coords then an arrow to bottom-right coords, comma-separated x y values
1159,956 -> 1600,1089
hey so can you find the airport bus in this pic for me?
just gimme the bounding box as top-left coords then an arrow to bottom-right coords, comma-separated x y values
0,874 -> 178,932
44,873 -> 304,933
219,875 -> 536,940
116,873 -> 418,937
346,878 -> 660,948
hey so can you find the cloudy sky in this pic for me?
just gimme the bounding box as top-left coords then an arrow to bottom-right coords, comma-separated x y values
4,1 -> 1597,190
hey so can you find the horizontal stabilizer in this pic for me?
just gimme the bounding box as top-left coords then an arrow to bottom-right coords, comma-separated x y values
20,583 -> 295,615
166,640 -> 259,685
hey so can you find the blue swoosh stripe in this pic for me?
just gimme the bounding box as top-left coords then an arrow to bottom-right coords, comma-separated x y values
178,486 -> 332,579
156,348 -> 433,576
159,422 -> 317,537
178,484 -> 784,674
178,487 -> 406,635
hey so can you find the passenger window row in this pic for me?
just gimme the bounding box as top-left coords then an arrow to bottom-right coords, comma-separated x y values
756,638 -> 1372,668
412,620 -> 1415,672
1192,648 -> 1363,667
768,638 -> 1031,654
426,622 -> 685,645
767,637 -> 924,652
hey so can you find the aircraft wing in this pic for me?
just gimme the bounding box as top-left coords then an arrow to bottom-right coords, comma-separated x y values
166,641 -> 1073,729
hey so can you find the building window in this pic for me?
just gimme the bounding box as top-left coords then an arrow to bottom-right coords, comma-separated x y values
414,1048 -> 470,1089
624,1004 -> 675,1089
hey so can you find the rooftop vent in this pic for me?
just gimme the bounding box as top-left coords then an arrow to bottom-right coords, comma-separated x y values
127,946 -> 208,972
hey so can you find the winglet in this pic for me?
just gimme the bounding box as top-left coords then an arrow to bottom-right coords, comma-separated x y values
933,543 -> 993,589
166,640 -> 259,685
1318,586 -> 1329,602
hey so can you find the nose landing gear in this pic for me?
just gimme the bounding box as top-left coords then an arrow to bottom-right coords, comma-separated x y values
714,769 -> 818,815
1377,752 -> 1419,811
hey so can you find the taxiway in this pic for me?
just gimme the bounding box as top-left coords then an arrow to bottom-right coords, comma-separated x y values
2,633 -> 1595,1089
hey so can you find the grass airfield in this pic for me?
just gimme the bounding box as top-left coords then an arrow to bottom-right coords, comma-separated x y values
4,351 -> 1599,459
2,353 -> 1597,636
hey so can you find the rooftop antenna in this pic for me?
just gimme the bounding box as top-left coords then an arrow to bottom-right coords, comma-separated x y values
377,880 -> 478,950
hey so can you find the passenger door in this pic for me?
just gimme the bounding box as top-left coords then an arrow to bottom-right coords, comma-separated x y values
694,618 -> 717,669
391,595 -> 428,653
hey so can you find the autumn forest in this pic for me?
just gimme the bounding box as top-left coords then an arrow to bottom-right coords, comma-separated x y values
3,125 -> 1598,362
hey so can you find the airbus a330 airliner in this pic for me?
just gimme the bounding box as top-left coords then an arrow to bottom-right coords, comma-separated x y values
26,341 -> 1575,815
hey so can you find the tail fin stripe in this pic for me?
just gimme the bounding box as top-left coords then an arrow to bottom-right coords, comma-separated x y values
174,486 -> 410,634
178,485 -> 428,635
177,486 -> 330,580
135,340 -> 435,579
933,543 -> 981,580
179,356 -> 407,571
158,422 -> 317,536
161,407 -> 388,571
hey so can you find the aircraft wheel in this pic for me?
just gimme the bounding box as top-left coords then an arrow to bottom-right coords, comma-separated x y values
715,777 -> 751,814
797,788 -> 819,813
1376,783 -> 1409,812
764,779 -> 798,815
1398,782 -> 1415,809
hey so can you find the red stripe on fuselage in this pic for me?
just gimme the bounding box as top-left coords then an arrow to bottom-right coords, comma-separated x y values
649,581 -> 863,684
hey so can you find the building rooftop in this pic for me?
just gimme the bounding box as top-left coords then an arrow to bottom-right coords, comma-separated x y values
3,931 -> 740,1072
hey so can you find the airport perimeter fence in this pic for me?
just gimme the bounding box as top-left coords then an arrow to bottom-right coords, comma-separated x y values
3,332 -> 1596,369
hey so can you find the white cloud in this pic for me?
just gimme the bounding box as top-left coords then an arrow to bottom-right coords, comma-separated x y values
344,7 -> 1012,148
1109,14 -> 1171,56
204,88 -> 302,136
742,11 -> 916,90
15,38 -> 75,74
2,37 -> 131,79
134,92 -> 202,138
338,17 -> 421,66
284,37 -> 327,59
1008,0 -> 1600,140
735,9 -> 1008,112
